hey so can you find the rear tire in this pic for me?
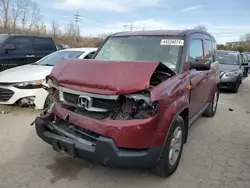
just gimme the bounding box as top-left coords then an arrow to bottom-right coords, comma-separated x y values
151,116 -> 184,177
203,87 -> 219,117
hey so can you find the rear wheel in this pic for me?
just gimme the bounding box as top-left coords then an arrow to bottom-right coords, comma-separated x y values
203,87 -> 219,117
151,116 -> 184,177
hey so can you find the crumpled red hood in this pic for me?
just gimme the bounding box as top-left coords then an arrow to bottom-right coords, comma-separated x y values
49,59 -> 161,95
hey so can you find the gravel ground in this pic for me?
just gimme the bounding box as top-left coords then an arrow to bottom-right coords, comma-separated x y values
0,77 -> 250,188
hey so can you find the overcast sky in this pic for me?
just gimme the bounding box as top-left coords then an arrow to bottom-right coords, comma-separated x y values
34,0 -> 250,44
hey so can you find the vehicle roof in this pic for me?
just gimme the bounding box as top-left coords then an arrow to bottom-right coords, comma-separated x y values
217,50 -> 240,53
60,48 -> 97,52
112,29 -> 216,41
0,34 -> 52,39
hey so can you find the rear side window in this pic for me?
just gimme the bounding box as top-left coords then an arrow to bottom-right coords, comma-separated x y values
204,39 -> 212,57
6,37 -> 32,53
32,37 -> 55,51
189,39 -> 203,62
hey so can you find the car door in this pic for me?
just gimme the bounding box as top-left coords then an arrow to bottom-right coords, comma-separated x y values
0,36 -> 34,71
202,35 -> 217,103
31,37 -> 57,62
187,34 -> 209,117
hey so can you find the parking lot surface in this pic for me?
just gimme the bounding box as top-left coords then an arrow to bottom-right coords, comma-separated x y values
1,78 -> 250,188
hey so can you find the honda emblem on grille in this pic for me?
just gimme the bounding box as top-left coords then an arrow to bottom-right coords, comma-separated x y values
78,95 -> 92,109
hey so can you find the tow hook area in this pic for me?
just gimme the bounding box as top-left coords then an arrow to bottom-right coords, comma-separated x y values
52,140 -> 76,158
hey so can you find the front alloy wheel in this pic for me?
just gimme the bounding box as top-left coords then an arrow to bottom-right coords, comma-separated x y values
151,116 -> 184,177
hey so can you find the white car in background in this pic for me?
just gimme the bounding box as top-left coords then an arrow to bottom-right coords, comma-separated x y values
0,48 -> 97,110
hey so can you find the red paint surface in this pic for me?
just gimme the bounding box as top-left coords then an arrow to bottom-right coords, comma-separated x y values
48,59 -> 220,149
50,59 -> 160,95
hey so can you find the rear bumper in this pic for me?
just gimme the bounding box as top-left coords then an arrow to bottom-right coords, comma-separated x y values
35,117 -> 162,169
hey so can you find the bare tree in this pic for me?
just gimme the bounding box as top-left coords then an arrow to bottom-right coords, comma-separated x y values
64,23 -> 76,37
241,33 -> 250,42
11,0 -> 26,31
20,0 -> 31,31
28,1 -> 42,30
50,20 -> 61,38
194,24 -> 208,31
0,0 -> 11,30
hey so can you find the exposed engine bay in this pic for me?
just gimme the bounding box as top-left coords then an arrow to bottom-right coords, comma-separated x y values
44,62 -> 175,120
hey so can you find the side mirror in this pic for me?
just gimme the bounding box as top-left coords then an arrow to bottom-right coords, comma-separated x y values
242,62 -> 249,66
190,58 -> 211,71
5,44 -> 15,52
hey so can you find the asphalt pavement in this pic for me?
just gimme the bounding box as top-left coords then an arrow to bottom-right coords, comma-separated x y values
0,77 -> 250,188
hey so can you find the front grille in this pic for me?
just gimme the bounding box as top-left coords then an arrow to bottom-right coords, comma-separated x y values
63,92 -> 117,111
63,92 -> 78,104
0,82 -> 16,87
0,88 -> 14,102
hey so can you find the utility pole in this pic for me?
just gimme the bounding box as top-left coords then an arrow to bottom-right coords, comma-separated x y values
130,22 -> 133,31
123,22 -> 133,31
74,10 -> 80,39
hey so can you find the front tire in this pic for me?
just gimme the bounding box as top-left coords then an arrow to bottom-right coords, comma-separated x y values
151,116 -> 185,177
232,78 -> 240,93
203,87 -> 219,117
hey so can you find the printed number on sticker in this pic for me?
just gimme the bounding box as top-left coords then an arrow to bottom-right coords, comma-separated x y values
160,39 -> 184,46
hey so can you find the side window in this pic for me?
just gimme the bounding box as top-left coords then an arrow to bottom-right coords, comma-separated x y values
32,37 -> 54,51
6,37 -> 32,53
189,39 -> 203,62
212,41 -> 218,61
84,52 -> 95,59
204,39 -> 212,57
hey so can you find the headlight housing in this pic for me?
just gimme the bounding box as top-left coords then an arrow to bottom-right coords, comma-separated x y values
46,78 -> 60,103
47,79 -> 59,89
112,92 -> 159,120
13,79 -> 44,89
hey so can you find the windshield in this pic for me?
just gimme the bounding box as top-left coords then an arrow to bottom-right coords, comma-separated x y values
0,34 -> 8,43
95,36 -> 182,71
217,51 -> 239,65
36,50 -> 84,66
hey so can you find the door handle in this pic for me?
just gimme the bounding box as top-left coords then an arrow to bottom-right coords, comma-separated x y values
26,55 -> 35,58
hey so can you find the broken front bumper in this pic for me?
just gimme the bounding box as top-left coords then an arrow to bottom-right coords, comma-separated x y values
35,117 -> 162,169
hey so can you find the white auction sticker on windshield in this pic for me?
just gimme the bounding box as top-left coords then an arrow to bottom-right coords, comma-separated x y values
160,39 -> 184,46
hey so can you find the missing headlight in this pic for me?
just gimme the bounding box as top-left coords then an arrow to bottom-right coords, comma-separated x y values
111,93 -> 158,120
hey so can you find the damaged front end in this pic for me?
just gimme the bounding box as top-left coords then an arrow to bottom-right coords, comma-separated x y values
34,60 -> 176,151
42,62 -> 174,121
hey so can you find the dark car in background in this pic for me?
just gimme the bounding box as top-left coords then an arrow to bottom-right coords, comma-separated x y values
218,50 -> 243,93
241,52 -> 250,77
0,34 -> 57,72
